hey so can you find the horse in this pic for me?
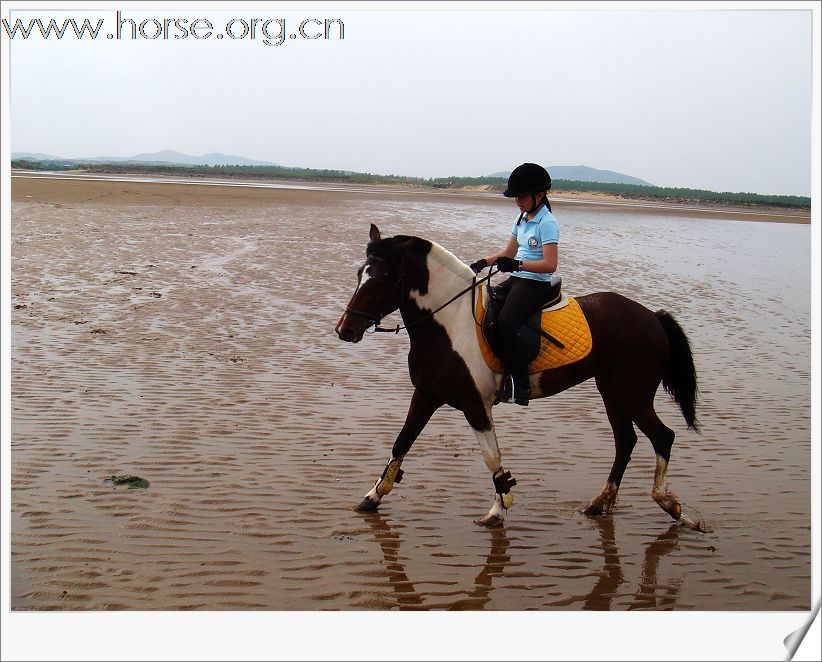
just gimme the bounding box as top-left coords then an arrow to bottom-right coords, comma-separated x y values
335,224 -> 702,530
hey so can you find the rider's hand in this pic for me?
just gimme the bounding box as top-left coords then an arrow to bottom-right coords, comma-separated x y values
495,257 -> 522,273
469,258 -> 488,274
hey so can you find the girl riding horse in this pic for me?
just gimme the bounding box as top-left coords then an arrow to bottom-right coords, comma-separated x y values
469,163 -> 559,406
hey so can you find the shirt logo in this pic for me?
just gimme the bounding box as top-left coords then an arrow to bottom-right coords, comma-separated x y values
528,237 -> 538,248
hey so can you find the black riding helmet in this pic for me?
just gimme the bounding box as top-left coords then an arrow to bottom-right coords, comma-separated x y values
503,163 -> 552,197
502,163 -> 551,219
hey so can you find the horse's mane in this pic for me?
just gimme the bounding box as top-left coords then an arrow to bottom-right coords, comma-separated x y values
368,234 -> 474,281
423,239 -> 475,281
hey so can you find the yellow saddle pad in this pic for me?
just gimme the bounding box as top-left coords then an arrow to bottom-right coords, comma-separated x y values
475,286 -> 593,374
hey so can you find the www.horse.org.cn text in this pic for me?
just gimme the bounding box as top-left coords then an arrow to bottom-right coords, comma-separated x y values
1,11 -> 346,47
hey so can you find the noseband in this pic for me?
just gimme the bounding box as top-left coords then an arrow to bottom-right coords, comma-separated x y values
344,254 -> 497,335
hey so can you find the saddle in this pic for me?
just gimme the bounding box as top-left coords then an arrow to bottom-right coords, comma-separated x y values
476,276 -> 593,374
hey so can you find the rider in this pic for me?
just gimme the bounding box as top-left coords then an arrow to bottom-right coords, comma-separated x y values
469,163 -> 559,406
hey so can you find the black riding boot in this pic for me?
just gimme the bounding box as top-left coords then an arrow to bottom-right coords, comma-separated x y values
510,369 -> 531,406
497,340 -> 531,406
507,331 -> 533,406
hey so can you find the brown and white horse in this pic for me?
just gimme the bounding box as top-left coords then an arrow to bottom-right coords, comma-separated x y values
336,225 -> 702,529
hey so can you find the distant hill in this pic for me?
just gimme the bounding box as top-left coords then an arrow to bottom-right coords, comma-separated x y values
11,150 -> 279,167
491,165 -> 652,187
121,150 -> 279,167
12,151 -> 66,161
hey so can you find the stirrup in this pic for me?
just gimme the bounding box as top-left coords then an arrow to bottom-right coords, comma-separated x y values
494,372 -> 512,403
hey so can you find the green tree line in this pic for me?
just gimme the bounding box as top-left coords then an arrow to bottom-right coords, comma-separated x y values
11,159 -> 810,209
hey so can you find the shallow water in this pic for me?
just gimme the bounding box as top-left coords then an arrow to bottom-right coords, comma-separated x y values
10,179 -> 811,610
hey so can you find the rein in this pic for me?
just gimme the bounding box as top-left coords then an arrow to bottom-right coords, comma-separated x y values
345,261 -> 498,335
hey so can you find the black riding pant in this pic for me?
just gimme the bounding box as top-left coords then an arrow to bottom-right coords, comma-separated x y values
495,276 -> 554,374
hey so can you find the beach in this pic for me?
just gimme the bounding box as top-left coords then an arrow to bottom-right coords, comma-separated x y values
11,169 -> 811,223
10,174 -> 811,610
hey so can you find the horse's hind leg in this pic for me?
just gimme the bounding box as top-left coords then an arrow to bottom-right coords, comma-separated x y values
632,406 -> 685,523
583,395 -> 637,516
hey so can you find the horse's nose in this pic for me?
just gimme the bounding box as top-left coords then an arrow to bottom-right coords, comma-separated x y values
338,326 -> 358,343
335,311 -> 362,342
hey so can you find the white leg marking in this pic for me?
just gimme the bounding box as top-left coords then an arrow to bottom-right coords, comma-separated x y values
472,425 -> 512,525
488,494 -> 505,519
652,453 -> 685,522
364,484 -> 381,503
476,493 -> 506,527
652,454 -> 668,502
473,426 -> 502,473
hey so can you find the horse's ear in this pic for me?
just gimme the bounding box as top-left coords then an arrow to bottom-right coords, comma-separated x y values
369,224 -> 381,243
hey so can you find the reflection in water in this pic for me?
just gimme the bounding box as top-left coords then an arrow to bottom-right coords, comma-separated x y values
362,513 -> 510,610
451,526 -> 511,611
363,513 -> 684,611
468,527 -> 511,598
583,517 -> 682,611
629,524 -> 682,610
362,512 -> 424,609
583,517 -> 625,610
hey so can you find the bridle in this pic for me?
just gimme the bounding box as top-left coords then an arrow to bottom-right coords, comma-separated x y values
342,254 -> 405,332
343,254 -> 498,335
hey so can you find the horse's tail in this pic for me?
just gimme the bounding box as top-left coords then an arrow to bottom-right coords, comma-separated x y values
656,310 -> 700,432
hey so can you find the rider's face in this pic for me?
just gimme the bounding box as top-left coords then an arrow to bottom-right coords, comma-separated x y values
515,192 -> 542,213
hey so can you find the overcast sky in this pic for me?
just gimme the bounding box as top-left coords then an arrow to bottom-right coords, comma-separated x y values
6,4 -> 815,196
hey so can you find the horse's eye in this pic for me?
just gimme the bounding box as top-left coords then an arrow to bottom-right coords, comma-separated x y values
366,263 -> 389,279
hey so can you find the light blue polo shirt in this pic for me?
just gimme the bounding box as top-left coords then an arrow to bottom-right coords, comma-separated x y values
510,205 -> 560,282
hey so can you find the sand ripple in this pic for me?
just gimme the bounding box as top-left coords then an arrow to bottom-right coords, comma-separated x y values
11,178 -> 810,610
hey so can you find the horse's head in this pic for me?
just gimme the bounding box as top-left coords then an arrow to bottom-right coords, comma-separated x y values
335,224 -> 418,343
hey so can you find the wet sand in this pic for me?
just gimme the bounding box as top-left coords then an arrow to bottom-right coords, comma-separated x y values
10,176 -> 811,611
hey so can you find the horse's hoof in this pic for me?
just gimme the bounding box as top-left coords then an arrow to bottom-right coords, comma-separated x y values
582,503 -> 603,517
475,514 -> 503,528
679,513 -> 711,533
355,497 -> 380,512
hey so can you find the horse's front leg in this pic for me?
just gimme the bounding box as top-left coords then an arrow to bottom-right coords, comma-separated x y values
355,389 -> 441,512
465,405 -> 516,527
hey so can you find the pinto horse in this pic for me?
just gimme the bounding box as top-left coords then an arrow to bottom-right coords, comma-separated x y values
336,225 -> 701,529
